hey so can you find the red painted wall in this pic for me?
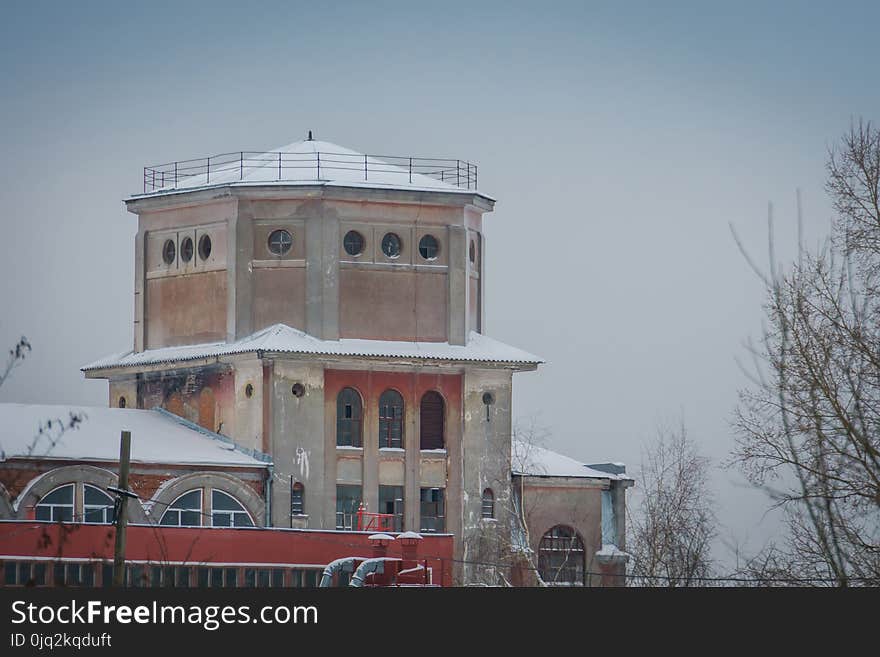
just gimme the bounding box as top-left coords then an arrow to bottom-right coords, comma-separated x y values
0,522 -> 453,586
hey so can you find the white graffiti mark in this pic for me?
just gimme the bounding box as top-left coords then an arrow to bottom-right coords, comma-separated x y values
296,447 -> 310,480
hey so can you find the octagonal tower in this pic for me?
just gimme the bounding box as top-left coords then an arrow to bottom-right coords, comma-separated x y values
84,135 -> 542,584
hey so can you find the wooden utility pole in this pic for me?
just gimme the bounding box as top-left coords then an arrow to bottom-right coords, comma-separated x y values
112,430 -> 131,587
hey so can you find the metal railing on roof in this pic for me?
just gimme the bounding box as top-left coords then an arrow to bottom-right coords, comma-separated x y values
142,150 -> 478,194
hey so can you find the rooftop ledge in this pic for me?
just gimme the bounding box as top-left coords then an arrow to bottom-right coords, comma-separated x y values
82,323 -> 543,375
136,137 -> 484,199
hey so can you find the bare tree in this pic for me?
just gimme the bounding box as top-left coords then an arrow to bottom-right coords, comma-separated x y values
730,119 -> 880,586
628,421 -> 716,586
0,335 -> 84,463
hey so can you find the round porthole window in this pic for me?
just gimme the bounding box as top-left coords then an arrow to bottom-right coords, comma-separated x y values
198,234 -> 212,261
469,240 -> 476,263
180,236 -> 194,263
381,232 -> 402,259
343,230 -> 365,257
162,239 -> 176,265
291,383 -> 305,398
268,229 -> 293,256
419,234 -> 439,260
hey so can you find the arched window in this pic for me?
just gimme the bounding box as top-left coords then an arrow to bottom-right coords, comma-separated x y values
35,484 -> 74,522
211,490 -> 254,527
336,387 -> 363,447
419,391 -> 445,450
538,525 -> 586,585
83,484 -> 115,524
481,488 -> 495,519
291,482 -> 305,516
378,389 -> 404,449
159,490 -> 203,527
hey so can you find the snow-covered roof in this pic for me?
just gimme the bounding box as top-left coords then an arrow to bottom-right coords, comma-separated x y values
511,440 -> 629,480
0,404 -> 268,468
83,324 -> 543,372
134,138 -> 491,200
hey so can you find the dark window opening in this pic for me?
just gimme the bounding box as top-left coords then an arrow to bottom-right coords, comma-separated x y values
118,396 -> 126,408
268,229 -> 293,256
419,391 -> 445,450
291,481 -> 305,516
84,484 -> 115,524
381,232 -> 402,258
481,488 -> 495,519
198,234 -> 212,260
379,485 -> 404,532
538,525 -> 586,585
336,485 -> 362,530
159,489 -> 202,527
419,488 -> 445,533
180,236 -> 194,263
418,234 -> 439,260
378,389 -> 404,449
336,387 -> 362,447
343,230 -> 365,257
162,239 -> 176,265
291,383 -> 305,397
35,484 -> 74,523
469,239 -> 476,263
244,383 -> 254,398
211,490 -> 255,528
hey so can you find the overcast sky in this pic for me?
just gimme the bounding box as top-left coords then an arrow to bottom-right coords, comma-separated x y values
1,1 -> 878,563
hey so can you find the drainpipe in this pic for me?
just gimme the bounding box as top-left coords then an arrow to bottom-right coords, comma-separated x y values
264,464 -> 273,527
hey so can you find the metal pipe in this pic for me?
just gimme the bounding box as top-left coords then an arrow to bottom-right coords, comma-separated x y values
349,558 -> 390,587
264,463 -> 273,527
319,557 -> 360,588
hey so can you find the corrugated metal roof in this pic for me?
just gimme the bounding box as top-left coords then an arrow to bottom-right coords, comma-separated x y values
83,324 -> 543,372
0,404 -> 269,467
511,440 -> 630,480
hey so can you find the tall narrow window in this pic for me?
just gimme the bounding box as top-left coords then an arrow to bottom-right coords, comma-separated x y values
538,525 -> 586,585
379,485 -> 404,532
291,482 -> 305,516
84,484 -> 116,524
419,487 -> 445,532
35,484 -> 74,522
378,389 -> 404,449
336,387 -> 363,447
211,490 -> 255,527
336,485 -> 362,530
481,488 -> 495,519
419,391 -> 445,450
159,490 -> 203,527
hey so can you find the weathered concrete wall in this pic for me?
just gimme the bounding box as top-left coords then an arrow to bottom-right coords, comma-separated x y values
144,272 -> 227,347
338,269 -> 447,341
138,365 -> 234,434
109,377 -> 137,409
139,209 -> 229,348
269,360 -> 325,528
129,192 -> 489,347
521,478 -> 606,587
459,368 -> 514,584
252,268 -> 307,331
231,359 -> 263,454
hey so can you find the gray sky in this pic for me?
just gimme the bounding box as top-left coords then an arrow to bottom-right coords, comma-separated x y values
2,0 -> 878,563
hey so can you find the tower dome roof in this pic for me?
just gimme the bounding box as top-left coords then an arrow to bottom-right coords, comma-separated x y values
136,136 -> 487,199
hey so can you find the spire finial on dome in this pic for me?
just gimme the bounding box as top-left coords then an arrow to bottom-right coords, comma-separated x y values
307,130 -> 313,141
